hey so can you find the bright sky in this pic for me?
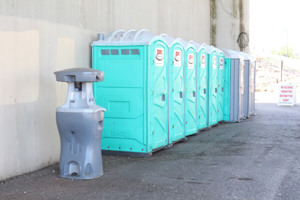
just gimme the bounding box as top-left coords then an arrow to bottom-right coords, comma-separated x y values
250,0 -> 300,55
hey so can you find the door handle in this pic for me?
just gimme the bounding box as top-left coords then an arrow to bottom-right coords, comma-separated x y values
204,89 -> 206,94
193,91 -> 196,97
222,87 -> 224,92
179,92 -> 183,98
162,94 -> 166,101
215,88 -> 217,93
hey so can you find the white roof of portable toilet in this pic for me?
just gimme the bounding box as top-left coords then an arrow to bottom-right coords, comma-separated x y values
160,34 -> 185,48
190,41 -> 210,53
92,29 -> 164,46
160,34 -> 175,47
216,48 -> 224,55
201,44 -> 217,54
238,51 -> 256,61
177,38 -> 195,50
221,49 -> 240,59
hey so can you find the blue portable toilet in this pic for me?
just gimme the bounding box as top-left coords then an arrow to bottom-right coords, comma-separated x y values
248,55 -> 256,117
161,34 -> 186,145
221,49 -> 244,122
239,51 -> 250,119
239,52 -> 256,118
216,48 -> 225,122
190,41 -> 209,131
205,45 -> 219,127
92,29 -> 169,157
177,39 -> 197,136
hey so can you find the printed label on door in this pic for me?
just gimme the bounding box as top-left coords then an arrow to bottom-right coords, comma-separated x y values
174,50 -> 181,67
220,57 -> 224,69
188,54 -> 194,68
212,55 -> 217,69
201,54 -> 206,68
155,48 -> 164,67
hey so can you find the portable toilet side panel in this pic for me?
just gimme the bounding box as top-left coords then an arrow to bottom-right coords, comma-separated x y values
147,38 -> 169,151
249,60 -> 256,116
231,58 -> 242,122
198,48 -> 209,130
217,51 -> 225,122
184,47 -> 197,136
223,57 -> 231,121
222,49 -> 241,123
93,44 -> 149,154
170,42 -> 185,143
208,50 -> 218,126
239,57 -> 245,120
243,59 -> 250,118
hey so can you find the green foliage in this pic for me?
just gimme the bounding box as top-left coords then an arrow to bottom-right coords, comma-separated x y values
272,46 -> 296,58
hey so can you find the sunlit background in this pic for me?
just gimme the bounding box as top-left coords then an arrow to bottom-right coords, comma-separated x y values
250,0 -> 300,103
250,0 -> 300,55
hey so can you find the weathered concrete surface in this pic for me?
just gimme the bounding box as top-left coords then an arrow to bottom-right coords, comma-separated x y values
0,101 -> 299,200
0,0 -> 212,180
214,0 -> 250,52
0,0 -> 250,181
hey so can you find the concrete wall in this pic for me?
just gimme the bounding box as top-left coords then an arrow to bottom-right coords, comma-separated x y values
212,0 -> 250,52
0,0 -> 248,180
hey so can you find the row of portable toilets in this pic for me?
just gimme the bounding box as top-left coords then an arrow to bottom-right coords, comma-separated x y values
92,29 -> 256,157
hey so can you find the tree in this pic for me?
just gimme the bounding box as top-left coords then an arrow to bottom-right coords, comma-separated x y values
272,46 -> 296,58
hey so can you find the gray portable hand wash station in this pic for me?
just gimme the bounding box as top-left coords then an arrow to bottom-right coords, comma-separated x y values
54,68 -> 106,180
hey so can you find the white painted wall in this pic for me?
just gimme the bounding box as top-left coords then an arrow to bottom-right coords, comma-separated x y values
0,0 -> 247,180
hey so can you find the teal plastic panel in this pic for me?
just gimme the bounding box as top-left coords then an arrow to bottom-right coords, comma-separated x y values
184,47 -> 197,136
223,58 -> 231,121
92,39 -> 169,155
168,43 -> 185,144
197,49 -> 209,130
93,46 -> 148,153
217,52 -> 225,122
148,40 -> 169,151
208,51 -> 218,126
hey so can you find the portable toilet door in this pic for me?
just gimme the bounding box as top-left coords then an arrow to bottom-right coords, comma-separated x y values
240,52 -> 250,118
238,53 -> 245,120
217,49 -> 225,122
178,39 -> 197,136
190,41 -> 209,131
207,45 -> 219,127
161,34 -> 186,145
248,55 -> 256,116
222,49 -> 241,122
92,29 -> 169,157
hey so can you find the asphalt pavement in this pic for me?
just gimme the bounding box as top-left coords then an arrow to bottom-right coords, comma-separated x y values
0,100 -> 299,200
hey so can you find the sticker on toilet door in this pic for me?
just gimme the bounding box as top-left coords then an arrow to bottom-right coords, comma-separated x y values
155,48 -> 164,67
174,50 -> 181,67
188,54 -> 194,68
212,55 -> 217,69
201,54 -> 206,68
220,57 -> 224,69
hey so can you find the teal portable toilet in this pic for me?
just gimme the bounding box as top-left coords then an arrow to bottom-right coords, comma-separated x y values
205,45 -> 219,127
92,29 -> 169,157
190,41 -> 209,131
161,34 -> 186,145
221,49 -> 244,122
216,49 -> 225,122
178,39 -> 197,136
